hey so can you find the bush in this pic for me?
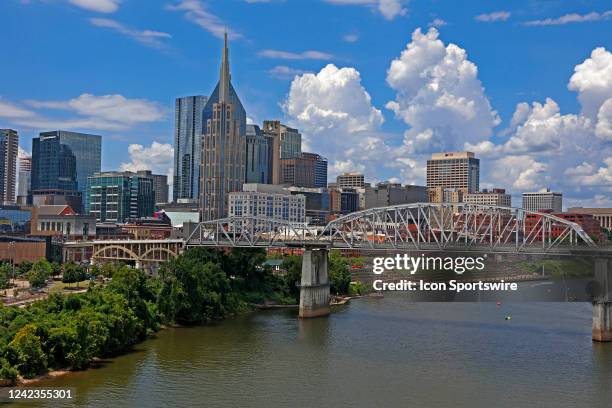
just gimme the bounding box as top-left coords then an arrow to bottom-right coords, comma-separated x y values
7,324 -> 47,379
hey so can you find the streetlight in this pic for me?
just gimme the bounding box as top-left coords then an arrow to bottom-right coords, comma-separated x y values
9,241 -> 15,290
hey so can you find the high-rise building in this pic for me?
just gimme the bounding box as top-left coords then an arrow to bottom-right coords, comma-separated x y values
262,120 -> 302,184
280,152 -> 327,188
336,172 -> 365,189
426,151 -> 480,193
245,124 -> 270,184
17,155 -> 31,203
88,171 -> 154,223
31,131 -> 101,212
0,129 -> 18,203
522,189 -> 562,212
173,95 -> 209,202
135,170 -> 169,205
200,33 -> 246,221
463,188 -> 511,207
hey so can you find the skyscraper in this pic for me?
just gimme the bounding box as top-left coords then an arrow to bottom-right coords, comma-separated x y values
0,129 -> 18,204
246,124 -> 270,184
262,120 -> 302,184
137,170 -> 169,204
280,152 -> 328,188
17,155 -> 31,204
200,33 -> 246,220
173,95 -> 209,202
522,189 -> 562,212
426,151 -> 480,193
31,131 -> 101,212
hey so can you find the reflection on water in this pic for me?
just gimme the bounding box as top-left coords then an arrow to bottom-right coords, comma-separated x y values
10,296 -> 612,408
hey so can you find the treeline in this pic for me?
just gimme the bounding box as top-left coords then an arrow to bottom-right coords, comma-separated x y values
0,248 -> 355,383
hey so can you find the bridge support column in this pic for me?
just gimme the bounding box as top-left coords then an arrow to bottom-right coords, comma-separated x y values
299,246 -> 330,318
593,257 -> 612,342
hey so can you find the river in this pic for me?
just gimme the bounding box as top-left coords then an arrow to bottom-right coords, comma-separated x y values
9,294 -> 612,408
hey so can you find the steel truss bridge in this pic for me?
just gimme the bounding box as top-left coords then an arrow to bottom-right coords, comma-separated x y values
185,203 -> 598,254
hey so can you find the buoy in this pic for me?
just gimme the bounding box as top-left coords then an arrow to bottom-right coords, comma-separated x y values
505,316 -> 512,320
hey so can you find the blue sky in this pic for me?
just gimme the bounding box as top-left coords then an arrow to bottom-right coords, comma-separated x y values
1,0 -> 611,207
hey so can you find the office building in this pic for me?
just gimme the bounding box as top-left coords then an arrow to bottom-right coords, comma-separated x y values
336,172 -> 365,189
88,171 -> 154,223
0,129 -> 18,203
0,205 -> 33,234
34,205 -> 96,239
330,188 -> 359,215
31,131 -> 101,212
365,182 -> 428,208
262,120 -> 302,184
246,124 -> 270,184
280,152 -> 327,188
522,189 -> 562,212
17,155 -> 31,204
464,188 -> 511,207
426,151 -> 480,193
136,171 -> 169,204
428,186 -> 463,204
200,33 -> 246,221
173,95 -> 209,201
230,184 -> 305,224
285,186 -> 330,225
568,207 -> 612,233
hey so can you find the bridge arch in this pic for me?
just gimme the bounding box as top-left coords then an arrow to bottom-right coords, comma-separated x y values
140,247 -> 179,261
92,245 -> 140,261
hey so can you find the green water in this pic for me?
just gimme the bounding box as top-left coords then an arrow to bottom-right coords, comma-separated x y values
8,296 -> 612,407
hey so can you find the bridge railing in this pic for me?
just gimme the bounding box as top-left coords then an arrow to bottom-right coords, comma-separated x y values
185,203 -> 597,253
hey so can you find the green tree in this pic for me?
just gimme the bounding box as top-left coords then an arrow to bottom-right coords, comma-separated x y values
27,264 -> 49,289
16,261 -> 32,278
0,263 -> 11,290
7,324 -> 47,378
62,262 -> 86,287
329,251 -> 351,295
281,255 -> 302,301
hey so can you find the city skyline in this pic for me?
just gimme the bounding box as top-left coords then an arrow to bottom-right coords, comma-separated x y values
0,0 -> 610,208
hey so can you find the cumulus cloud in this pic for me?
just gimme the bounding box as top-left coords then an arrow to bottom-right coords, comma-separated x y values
68,0 -> 120,13
166,0 -> 240,39
564,158 -> 612,187
595,98 -> 612,141
120,142 -> 175,191
323,0 -> 407,20
385,27 -> 500,153
258,49 -> 333,60
90,18 -> 171,49
524,10 -> 612,26
342,33 -> 359,43
428,18 -> 446,28
490,156 -> 547,190
568,47 -> 612,118
474,11 -> 511,22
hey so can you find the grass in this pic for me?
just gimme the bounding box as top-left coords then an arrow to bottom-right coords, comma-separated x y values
49,280 -> 92,293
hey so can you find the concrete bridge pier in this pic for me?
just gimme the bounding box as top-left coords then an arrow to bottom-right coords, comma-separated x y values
593,257 -> 612,342
299,245 -> 330,318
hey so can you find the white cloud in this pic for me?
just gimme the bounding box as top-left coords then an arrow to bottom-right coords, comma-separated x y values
524,10 -> 612,26
490,156 -> 547,190
568,47 -> 612,118
68,0 -> 120,13
342,33 -> 359,43
120,142 -> 175,191
474,11 -> 511,22
428,18 -> 446,28
564,158 -> 612,187
267,66 -> 308,80
385,27 -> 500,153
595,98 -> 612,141
166,0 -> 240,39
323,0 -> 407,20
0,94 -> 165,131
258,49 -> 333,60
90,18 -> 171,49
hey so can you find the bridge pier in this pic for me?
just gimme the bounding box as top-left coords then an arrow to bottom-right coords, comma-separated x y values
593,257 -> 612,342
299,245 -> 330,318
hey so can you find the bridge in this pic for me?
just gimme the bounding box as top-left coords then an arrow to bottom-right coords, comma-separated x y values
90,239 -> 184,273
185,203 -> 612,342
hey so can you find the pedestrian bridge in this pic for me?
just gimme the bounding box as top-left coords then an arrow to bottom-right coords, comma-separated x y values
185,203 -> 598,254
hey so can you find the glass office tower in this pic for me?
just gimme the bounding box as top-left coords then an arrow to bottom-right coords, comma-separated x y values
173,95 -> 209,202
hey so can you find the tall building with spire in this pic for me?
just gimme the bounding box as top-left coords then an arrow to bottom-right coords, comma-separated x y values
200,33 -> 246,220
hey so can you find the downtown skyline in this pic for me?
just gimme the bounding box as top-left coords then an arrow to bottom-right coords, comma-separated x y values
0,0 -> 611,209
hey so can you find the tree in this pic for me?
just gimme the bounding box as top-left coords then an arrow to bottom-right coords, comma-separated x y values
329,251 -> 351,295
0,263 -> 11,290
7,324 -> 47,379
27,264 -> 49,289
62,262 -> 86,287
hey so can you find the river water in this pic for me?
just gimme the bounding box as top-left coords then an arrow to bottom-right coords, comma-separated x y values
9,294 -> 612,408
